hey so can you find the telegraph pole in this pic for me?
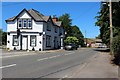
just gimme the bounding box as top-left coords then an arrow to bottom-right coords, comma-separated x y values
109,0 -> 113,55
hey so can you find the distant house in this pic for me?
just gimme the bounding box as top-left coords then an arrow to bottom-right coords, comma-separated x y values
84,38 -> 105,48
6,8 -> 65,51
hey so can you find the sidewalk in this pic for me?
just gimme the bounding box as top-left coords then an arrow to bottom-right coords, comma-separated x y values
1,49 -> 64,58
69,52 -> 119,78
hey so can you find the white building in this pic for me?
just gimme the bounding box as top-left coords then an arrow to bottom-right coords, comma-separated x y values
6,8 -> 65,51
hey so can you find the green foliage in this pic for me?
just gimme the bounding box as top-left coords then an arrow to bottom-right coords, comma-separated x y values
95,2 -> 120,65
64,36 -> 79,45
58,13 -> 72,37
58,13 -> 85,46
0,29 -> 2,46
112,33 -> 120,65
0,29 -> 7,45
2,32 -> 7,45
70,25 -> 84,46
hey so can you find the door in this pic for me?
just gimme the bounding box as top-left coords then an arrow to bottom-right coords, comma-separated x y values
22,36 -> 28,50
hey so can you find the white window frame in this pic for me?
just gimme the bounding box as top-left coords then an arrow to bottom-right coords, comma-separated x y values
30,35 -> 36,47
18,19 -> 22,28
28,19 -> 32,28
13,35 -> 19,46
23,19 -> 27,28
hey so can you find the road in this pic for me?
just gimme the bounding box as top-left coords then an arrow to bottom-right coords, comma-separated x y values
2,48 -> 98,78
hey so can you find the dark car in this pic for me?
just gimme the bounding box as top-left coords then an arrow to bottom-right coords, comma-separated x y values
65,43 -> 78,50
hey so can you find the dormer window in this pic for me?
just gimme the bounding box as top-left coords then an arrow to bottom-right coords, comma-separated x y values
23,19 -> 27,28
17,19 -> 32,29
28,19 -> 32,28
18,19 -> 22,28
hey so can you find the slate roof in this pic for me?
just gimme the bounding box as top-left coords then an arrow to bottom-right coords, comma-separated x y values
6,8 -> 62,27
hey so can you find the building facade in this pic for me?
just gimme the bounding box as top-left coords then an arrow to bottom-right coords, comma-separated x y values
6,9 -> 65,51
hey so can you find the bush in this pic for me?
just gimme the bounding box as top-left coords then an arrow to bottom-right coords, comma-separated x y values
112,34 -> 120,65
64,36 -> 79,45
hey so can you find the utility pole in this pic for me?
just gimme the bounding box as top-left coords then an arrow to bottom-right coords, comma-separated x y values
109,0 -> 113,55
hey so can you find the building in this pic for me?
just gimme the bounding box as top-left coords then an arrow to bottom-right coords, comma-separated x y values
84,38 -> 105,48
6,8 -> 65,51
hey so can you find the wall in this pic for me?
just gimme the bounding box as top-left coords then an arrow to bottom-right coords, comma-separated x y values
7,11 -> 44,51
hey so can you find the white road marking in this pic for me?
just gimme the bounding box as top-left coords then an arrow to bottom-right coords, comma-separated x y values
37,52 -> 75,61
49,55 -> 60,59
0,53 -> 37,58
64,52 -> 75,55
0,64 -> 16,69
37,57 -> 49,61
37,55 -> 60,61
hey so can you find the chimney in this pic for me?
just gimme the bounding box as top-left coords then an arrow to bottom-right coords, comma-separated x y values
52,15 -> 58,22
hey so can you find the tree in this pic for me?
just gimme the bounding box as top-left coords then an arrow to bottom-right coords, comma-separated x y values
58,13 -> 84,46
95,2 -> 120,65
0,29 -> 2,46
112,33 -> 120,65
2,31 -> 7,45
58,13 -> 72,37
71,25 -> 84,46
0,29 -> 7,45
64,36 -> 79,45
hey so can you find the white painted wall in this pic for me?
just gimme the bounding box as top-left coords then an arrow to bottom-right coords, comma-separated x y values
7,32 -> 43,51
7,20 -> 17,32
7,11 -> 43,51
18,11 -> 31,18
7,10 -> 64,51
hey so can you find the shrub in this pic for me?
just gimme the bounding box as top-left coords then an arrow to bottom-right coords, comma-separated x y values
64,36 -> 79,45
112,34 -> 120,65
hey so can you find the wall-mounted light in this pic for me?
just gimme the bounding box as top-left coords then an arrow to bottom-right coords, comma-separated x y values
39,41 -> 41,44
7,41 -> 10,43
8,32 -> 10,35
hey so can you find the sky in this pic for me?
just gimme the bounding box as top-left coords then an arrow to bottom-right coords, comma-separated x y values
2,2 -> 100,38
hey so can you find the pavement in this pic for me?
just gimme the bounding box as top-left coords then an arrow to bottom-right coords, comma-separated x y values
68,52 -> 119,78
0,49 -> 64,58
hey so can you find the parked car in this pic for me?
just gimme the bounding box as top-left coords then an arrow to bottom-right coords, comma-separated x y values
98,44 -> 107,48
65,43 -> 78,50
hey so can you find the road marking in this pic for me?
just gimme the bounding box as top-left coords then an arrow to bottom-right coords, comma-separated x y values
0,53 -> 37,58
37,55 -> 60,61
37,57 -> 49,61
0,64 -> 16,69
64,52 -> 75,55
48,55 -> 60,59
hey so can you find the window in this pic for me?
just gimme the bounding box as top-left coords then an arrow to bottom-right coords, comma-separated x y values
18,19 -> 22,28
30,35 -> 36,47
18,19 -> 32,29
59,27 -> 62,35
23,19 -> 27,27
46,35 -> 51,47
28,19 -> 32,28
13,35 -> 19,46
47,22 -> 51,31
55,26 -> 57,33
